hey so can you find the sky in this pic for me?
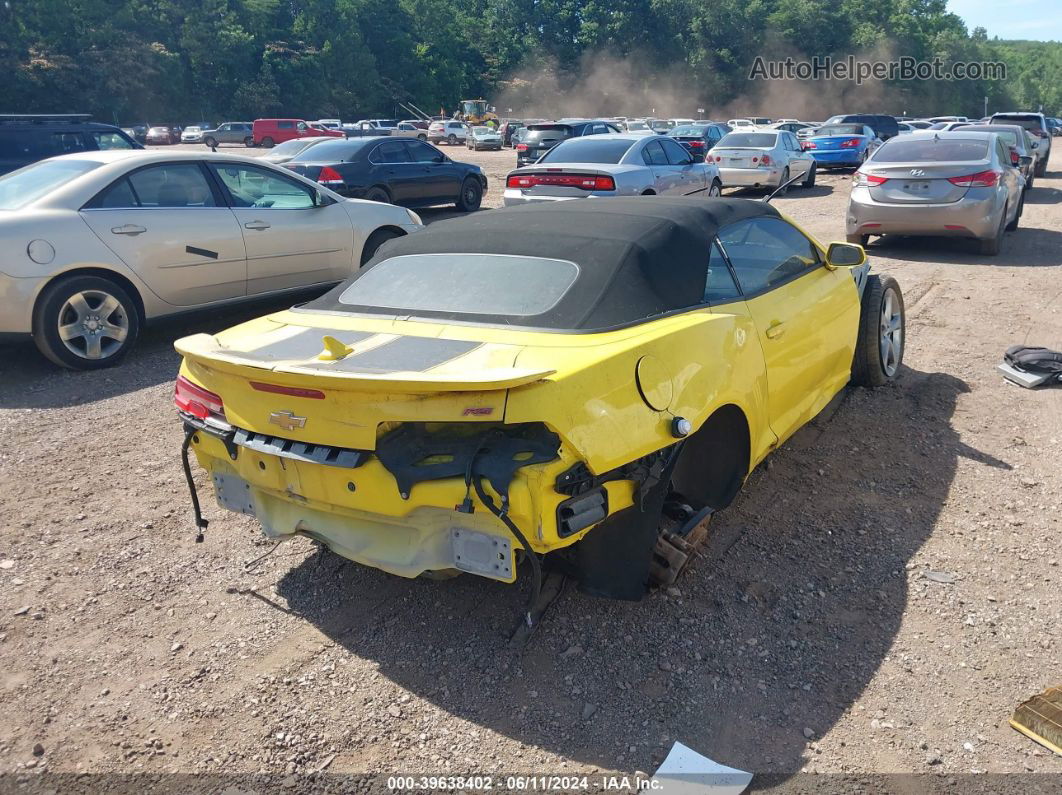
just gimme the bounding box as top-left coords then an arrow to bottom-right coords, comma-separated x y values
948,0 -> 1062,41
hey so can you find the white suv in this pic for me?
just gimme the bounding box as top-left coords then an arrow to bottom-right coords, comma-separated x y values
428,120 -> 469,145
991,112 -> 1051,176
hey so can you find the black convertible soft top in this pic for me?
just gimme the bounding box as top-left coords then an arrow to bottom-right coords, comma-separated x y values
302,197 -> 779,331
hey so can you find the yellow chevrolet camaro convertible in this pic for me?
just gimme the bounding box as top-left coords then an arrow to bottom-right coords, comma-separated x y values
174,197 -> 904,610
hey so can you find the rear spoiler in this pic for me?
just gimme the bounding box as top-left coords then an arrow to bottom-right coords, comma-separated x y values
175,333 -> 555,393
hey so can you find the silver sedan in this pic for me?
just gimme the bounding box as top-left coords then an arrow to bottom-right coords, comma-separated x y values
709,130 -> 816,193
0,150 -> 423,369
503,134 -> 721,205
846,131 -> 1024,256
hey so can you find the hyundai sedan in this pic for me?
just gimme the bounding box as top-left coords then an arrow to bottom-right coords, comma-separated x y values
846,131 -> 1024,255
0,150 -> 422,369
503,134 -> 721,205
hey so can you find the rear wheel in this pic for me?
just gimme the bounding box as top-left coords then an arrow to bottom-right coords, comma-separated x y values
851,274 -> 904,387
417,133 -> 427,141
1006,192 -> 1023,231
243,136 -> 254,147
1035,153 -> 1048,177
261,137 -> 274,148
360,228 -> 404,266
708,180 -> 722,197
775,167 -> 790,195
32,275 -> 141,370
802,162 -> 816,187
456,177 -> 482,212
364,186 -> 391,204
847,232 -> 869,246
448,134 -> 458,145
979,204 -> 1007,255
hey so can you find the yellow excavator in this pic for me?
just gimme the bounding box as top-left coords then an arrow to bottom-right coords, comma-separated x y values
455,99 -> 498,125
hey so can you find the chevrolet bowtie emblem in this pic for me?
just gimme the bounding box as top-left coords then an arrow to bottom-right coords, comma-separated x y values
269,410 -> 307,431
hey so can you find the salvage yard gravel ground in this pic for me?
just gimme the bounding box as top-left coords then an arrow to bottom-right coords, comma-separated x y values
0,144 -> 1059,788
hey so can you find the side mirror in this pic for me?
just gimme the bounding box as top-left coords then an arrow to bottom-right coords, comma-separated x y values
825,241 -> 866,269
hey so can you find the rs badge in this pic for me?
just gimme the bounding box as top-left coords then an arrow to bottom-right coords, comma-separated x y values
269,410 -> 307,431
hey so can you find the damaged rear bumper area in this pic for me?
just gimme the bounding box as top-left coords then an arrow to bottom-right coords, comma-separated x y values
181,416 -> 563,583
181,412 -> 689,599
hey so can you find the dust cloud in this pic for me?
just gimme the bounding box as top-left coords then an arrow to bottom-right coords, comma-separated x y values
495,40 -> 905,122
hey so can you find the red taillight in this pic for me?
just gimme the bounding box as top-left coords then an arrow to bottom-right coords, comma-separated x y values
317,165 -> 344,186
175,375 -> 227,424
840,138 -> 862,148
802,141 -> 817,149
760,154 -> 771,165
689,140 -> 704,147
516,143 -> 528,151
506,173 -> 615,190
1010,149 -> 1019,165
947,169 -> 999,187
250,381 -> 325,399
854,172 -> 889,186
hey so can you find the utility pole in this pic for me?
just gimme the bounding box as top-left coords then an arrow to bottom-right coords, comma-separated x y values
984,96 -> 988,118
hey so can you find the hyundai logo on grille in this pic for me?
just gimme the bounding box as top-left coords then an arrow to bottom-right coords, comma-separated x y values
269,410 -> 307,431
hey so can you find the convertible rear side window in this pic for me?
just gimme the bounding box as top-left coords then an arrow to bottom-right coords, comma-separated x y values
337,254 -> 579,317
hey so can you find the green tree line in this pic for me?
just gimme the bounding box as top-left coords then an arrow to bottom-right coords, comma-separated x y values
1,0 -> 1058,123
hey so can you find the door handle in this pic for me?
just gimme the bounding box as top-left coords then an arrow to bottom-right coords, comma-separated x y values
244,220 -> 271,230
765,322 -> 786,339
111,224 -> 146,236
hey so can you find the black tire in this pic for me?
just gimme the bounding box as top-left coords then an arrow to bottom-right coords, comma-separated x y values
847,233 -> 869,246
455,177 -> 482,212
851,274 -> 904,388
1035,154 -> 1048,177
708,180 -> 722,197
261,137 -> 274,148
802,162 -> 816,187
360,228 -> 404,266
203,136 -> 217,148
447,134 -> 458,145
364,186 -> 391,204
32,274 -> 141,370
1007,191 -> 1024,230
979,204 -> 1006,255
417,133 -> 427,141
775,167 -> 790,195
243,136 -> 254,147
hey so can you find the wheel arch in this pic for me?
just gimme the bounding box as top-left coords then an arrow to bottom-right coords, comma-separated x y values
34,266 -> 146,326
671,402 -> 751,511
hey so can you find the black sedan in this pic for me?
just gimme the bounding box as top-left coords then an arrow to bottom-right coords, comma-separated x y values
284,137 -> 487,211
667,123 -> 730,161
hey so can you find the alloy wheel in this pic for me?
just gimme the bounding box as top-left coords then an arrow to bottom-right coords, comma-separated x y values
57,289 -> 130,361
879,288 -> 903,377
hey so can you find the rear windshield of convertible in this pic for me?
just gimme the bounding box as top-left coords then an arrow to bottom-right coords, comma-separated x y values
336,254 -> 579,317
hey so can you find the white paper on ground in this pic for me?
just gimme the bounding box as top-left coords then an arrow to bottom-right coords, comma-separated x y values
653,741 -> 753,795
